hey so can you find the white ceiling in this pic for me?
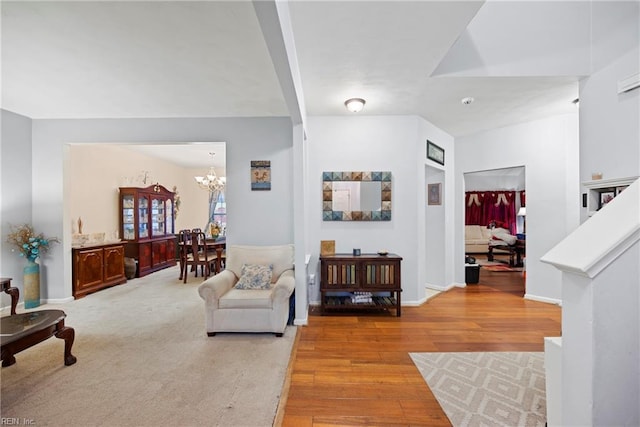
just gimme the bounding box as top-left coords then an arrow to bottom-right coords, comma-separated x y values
2,0 -> 620,168
123,143 -> 227,170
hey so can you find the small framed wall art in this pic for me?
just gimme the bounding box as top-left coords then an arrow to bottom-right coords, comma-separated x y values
251,160 -> 271,191
426,140 -> 445,165
598,190 -> 615,210
428,183 -> 442,205
616,185 -> 629,195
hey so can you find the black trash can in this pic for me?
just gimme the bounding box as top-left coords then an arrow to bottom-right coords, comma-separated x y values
465,263 -> 480,284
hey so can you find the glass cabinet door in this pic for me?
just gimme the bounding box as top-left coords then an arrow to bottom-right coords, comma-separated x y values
151,197 -> 165,236
165,199 -> 173,235
139,196 -> 149,239
122,195 -> 135,240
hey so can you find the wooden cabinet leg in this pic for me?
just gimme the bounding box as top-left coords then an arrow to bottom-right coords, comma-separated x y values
1,350 -> 16,367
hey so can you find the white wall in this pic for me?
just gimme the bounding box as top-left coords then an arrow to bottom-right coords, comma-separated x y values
418,119 -> 457,291
455,113 -> 580,303
425,166 -> 446,289
1,110 -> 33,306
305,115 -> 455,305
579,47 -> 640,224
292,123 -> 309,324
23,117 -> 293,301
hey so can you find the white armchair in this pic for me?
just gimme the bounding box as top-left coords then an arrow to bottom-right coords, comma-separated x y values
197,244 -> 295,337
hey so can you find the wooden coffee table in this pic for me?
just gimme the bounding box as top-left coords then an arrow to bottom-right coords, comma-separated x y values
1,309 -> 77,367
487,239 -> 526,267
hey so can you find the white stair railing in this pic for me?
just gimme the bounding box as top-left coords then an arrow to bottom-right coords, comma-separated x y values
541,178 -> 640,426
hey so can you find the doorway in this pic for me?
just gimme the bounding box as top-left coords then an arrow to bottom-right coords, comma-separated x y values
67,142 -> 225,237
463,166 -> 526,293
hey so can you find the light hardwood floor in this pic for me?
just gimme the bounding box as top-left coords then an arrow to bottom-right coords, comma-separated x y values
280,264 -> 562,426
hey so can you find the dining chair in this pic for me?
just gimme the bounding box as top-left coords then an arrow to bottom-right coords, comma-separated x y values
183,231 -> 213,283
177,229 -> 191,281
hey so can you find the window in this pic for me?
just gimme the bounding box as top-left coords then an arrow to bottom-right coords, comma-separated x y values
210,191 -> 226,232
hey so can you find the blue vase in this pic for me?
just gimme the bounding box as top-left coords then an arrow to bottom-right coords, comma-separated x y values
23,259 -> 40,309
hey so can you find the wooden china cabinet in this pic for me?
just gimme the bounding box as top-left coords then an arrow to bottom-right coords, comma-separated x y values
119,184 -> 176,277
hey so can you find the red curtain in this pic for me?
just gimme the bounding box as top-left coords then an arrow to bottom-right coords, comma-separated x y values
465,192 -> 485,225
465,191 -> 517,234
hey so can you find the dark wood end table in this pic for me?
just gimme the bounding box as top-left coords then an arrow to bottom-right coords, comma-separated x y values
1,309 -> 77,367
1,277 -> 19,315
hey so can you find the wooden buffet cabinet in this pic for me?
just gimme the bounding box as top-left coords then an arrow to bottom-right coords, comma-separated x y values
319,253 -> 402,316
72,242 -> 127,298
119,184 -> 176,278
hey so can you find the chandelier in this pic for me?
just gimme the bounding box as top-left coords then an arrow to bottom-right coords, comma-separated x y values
194,153 -> 226,192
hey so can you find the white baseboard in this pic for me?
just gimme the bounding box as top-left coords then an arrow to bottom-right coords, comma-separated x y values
0,302 -> 23,314
524,293 -> 562,306
293,304 -> 309,325
43,297 -> 75,304
425,282 -> 459,291
1,296 -> 75,314
403,297 -> 427,306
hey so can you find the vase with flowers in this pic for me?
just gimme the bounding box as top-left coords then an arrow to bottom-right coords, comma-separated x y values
6,224 -> 59,308
209,221 -> 222,240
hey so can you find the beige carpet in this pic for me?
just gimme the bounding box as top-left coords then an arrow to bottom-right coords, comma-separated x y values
1,266 -> 296,427
410,352 -> 546,427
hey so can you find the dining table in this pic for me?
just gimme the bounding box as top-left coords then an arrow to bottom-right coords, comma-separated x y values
205,237 -> 226,274
178,235 -> 226,279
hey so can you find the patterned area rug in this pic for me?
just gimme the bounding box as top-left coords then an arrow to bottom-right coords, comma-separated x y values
410,352 -> 546,427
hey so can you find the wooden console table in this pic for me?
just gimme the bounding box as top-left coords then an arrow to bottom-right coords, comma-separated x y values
72,242 -> 127,298
320,253 -> 402,316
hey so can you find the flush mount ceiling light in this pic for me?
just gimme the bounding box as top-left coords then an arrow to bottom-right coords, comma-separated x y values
344,98 -> 366,113
461,97 -> 474,105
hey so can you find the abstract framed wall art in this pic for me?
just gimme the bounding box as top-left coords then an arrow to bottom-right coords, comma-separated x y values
251,160 -> 271,191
